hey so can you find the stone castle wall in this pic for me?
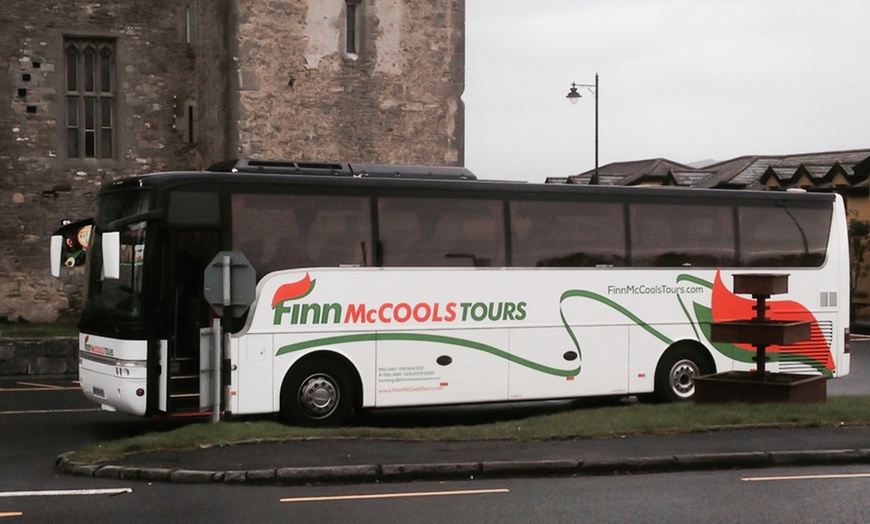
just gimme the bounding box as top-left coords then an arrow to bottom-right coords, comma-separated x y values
0,0 -> 464,323
231,0 -> 465,166
0,1 -> 214,322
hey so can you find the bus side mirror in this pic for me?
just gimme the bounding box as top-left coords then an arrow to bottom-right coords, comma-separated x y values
103,231 -> 121,280
50,235 -> 63,278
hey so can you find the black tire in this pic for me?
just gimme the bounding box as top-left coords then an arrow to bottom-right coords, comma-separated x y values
653,344 -> 714,403
280,358 -> 355,426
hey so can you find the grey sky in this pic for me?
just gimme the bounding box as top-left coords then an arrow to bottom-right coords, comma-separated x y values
463,0 -> 870,182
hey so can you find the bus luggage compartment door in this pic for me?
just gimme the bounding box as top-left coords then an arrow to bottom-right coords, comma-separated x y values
232,334 -> 275,414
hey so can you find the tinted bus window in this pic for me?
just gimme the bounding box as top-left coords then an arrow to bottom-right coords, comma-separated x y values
738,203 -> 831,267
378,197 -> 504,267
510,200 -> 626,267
168,191 -> 220,225
232,193 -> 372,275
630,202 -> 735,267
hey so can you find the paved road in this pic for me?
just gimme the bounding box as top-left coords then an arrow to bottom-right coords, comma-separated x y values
263,466 -> 870,524
0,377 -> 188,491
0,340 -> 867,520
5,464 -> 870,522
828,335 -> 870,395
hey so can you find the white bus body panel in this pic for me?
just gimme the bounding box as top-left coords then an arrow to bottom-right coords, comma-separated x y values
509,326 -> 629,399
78,333 -> 149,416
832,194 -> 851,376
230,334 -> 275,414
229,259 -> 846,415
375,328 -> 509,406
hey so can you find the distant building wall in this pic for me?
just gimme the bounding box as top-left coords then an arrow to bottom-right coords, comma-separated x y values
0,0 -> 465,323
0,0 -> 211,322
231,0 -> 465,165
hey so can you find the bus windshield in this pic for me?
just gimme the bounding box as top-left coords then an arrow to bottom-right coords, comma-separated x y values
80,189 -> 152,335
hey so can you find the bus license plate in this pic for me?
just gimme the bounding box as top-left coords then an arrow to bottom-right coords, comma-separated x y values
93,386 -> 106,399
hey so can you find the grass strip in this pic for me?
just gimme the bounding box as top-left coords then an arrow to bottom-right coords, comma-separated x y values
71,395 -> 870,464
0,323 -> 77,338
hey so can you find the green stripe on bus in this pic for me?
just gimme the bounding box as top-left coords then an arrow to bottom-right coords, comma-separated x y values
277,332 -> 581,377
560,289 -> 674,346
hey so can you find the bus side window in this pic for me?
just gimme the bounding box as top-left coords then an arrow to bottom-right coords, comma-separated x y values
738,204 -> 830,267
233,192 -> 373,272
431,199 -> 504,267
232,193 -> 311,275
378,197 -> 504,267
305,196 -> 372,267
510,200 -> 625,267
630,202 -> 735,267
377,201 -> 423,267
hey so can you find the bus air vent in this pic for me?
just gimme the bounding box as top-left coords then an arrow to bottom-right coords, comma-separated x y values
208,159 -> 350,176
207,159 -> 476,180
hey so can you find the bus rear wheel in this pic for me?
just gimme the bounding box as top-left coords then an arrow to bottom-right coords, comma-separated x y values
653,344 -> 713,403
280,359 -> 355,426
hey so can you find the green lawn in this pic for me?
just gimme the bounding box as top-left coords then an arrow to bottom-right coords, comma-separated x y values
71,395 -> 870,464
0,323 -> 77,338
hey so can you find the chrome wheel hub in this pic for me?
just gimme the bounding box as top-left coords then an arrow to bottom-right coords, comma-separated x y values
298,374 -> 339,419
670,359 -> 700,399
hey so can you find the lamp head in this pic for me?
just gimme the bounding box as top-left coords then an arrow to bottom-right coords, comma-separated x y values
566,83 -> 581,105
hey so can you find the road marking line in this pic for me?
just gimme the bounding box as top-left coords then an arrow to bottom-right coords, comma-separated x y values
0,408 -> 102,415
0,386 -> 80,392
0,512 -> 23,518
0,488 -> 132,498
16,382 -> 66,390
281,488 -> 510,503
742,473 -> 870,482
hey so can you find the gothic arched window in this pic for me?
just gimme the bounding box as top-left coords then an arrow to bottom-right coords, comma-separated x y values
65,39 -> 116,159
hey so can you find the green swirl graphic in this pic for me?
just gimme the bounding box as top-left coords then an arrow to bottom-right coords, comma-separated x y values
674,273 -> 713,340
560,289 -> 674,345
276,332 -> 580,377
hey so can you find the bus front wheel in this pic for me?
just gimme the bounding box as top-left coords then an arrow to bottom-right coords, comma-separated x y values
280,359 -> 355,426
653,344 -> 714,403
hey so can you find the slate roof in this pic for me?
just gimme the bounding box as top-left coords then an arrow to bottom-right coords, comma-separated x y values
668,170 -> 713,186
565,158 -> 695,185
558,148 -> 870,191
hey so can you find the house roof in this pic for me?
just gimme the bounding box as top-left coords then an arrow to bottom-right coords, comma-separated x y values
668,170 -> 713,186
566,158 -> 696,185
559,148 -> 870,191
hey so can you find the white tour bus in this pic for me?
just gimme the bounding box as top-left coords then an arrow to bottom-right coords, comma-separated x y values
51,159 -> 851,425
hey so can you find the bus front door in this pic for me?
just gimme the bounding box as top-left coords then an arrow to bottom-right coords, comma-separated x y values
161,229 -> 221,414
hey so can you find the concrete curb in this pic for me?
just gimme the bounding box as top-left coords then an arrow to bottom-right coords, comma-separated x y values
55,449 -> 870,486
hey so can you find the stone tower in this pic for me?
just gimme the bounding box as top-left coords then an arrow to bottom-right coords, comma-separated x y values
0,0 -> 465,322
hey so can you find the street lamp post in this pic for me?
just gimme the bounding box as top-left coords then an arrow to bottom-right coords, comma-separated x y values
566,73 -> 599,184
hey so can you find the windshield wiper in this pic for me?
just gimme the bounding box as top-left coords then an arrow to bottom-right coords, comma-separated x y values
106,209 -> 163,231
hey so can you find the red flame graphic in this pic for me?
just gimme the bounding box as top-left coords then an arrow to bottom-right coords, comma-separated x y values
271,273 -> 314,308
712,271 -> 833,371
